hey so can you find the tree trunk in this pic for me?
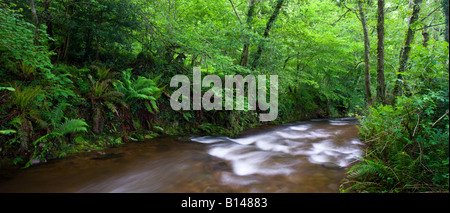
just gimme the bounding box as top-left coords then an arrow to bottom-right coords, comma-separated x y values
63,35 -> 70,63
392,0 -> 423,101
93,106 -> 102,134
251,0 -> 284,70
358,1 -> 373,106
18,117 -> 32,155
30,0 -> 40,44
422,25 -> 429,47
376,0 -> 386,105
84,29 -> 93,60
442,0 -> 449,70
96,37 -> 100,61
59,0 -> 71,63
43,0 -> 54,49
442,0 -> 449,43
239,0 -> 256,67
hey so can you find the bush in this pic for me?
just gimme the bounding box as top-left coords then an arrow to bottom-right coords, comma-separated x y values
341,93 -> 449,193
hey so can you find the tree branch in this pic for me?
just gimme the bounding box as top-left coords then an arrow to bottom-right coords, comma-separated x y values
432,110 -> 449,127
419,6 -> 441,22
331,9 -> 351,26
415,22 -> 446,31
228,0 -> 243,24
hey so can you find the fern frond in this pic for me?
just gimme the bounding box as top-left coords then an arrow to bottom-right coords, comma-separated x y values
144,101 -> 154,113
12,86 -> 41,112
56,119 -> 88,135
150,99 -> 159,112
32,133 -> 51,145
104,90 -> 124,99
126,94 -> 153,102
341,181 -> 381,193
104,102 -> 119,115
152,73 -> 163,84
136,87 -> 159,95
51,102 -> 70,127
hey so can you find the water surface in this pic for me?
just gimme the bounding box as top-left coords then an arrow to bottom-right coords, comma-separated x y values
0,118 -> 363,193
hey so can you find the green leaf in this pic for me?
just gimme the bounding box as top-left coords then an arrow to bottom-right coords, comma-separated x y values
0,129 -> 16,135
0,87 -> 15,92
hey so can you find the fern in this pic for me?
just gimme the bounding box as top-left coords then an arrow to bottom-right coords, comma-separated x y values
104,102 -> 119,115
56,119 -> 88,135
115,69 -> 163,114
12,85 -> 41,112
344,156 -> 401,192
50,102 -> 70,127
358,158 -> 398,179
27,118 -> 88,168
340,181 -> 381,193
18,61 -> 37,77
90,65 -> 119,81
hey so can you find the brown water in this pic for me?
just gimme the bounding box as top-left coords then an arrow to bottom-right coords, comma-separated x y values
0,118 -> 363,193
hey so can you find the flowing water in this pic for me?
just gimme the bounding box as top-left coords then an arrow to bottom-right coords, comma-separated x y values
0,118 -> 363,193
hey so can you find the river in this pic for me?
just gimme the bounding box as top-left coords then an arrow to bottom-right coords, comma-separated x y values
0,118 -> 363,193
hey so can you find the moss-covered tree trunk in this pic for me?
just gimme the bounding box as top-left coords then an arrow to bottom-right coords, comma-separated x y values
251,0 -> 284,70
392,0 -> 423,101
442,0 -> 449,43
358,0 -> 373,106
30,0 -> 40,44
239,0 -> 256,67
376,0 -> 386,105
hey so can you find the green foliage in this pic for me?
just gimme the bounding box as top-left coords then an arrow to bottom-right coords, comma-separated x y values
115,69 -> 164,114
0,4 -> 52,74
0,0 -> 448,192
56,119 -> 88,136
26,103 -> 89,167
343,91 -> 449,192
12,85 -> 41,113
88,71 -> 126,134
0,130 -> 16,135
198,123 -> 228,136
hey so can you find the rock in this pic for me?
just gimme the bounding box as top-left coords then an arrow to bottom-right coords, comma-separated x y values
31,159 -> 41,165
321,162 -> 342,170
31,159 -> 47,165
211,161 -> 231,171
203,161 -> 231,171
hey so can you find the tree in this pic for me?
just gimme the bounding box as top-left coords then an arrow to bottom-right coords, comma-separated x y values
392,0 -> 423,101
239,0 -> 257,67
357,0 -> 373,106
251,0 -> 285,70
0,5 -> 52,75
29,0 -> 39,44
376,0 -> 385,104
443,0 -> 449,43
